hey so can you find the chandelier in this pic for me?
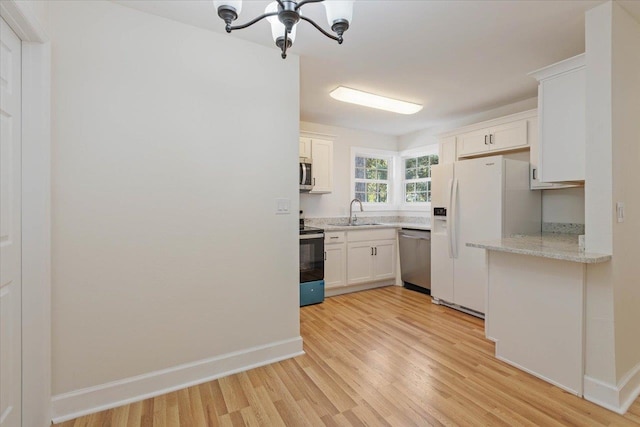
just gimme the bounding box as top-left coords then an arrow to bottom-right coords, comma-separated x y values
213,0 -> 354,59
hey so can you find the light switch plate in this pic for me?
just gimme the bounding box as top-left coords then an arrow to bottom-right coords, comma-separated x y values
276,198 -> 291,215
616,202 -> 625,223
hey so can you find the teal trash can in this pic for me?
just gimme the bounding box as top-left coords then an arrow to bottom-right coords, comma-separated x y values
300,280 -> 324,307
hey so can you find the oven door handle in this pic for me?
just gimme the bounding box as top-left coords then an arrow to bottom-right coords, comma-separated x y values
300,234 -> 324,240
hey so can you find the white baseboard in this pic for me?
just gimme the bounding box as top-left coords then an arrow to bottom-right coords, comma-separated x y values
325,280 -> 394,297
584,361 -> 640,414
51,336 -> 304,424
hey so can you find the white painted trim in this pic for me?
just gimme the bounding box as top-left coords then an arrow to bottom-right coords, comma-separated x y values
300,130 -> 336,140
325,281 -> 394,297
496,350 -> 582,396
528,53 -> 586,81
1,2 -> 51,427
0,0 -> 48,42
584,361 -> 640,414
51,337 -> 304,423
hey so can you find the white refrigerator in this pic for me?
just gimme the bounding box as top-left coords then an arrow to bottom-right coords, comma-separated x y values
431,155 -> 541,315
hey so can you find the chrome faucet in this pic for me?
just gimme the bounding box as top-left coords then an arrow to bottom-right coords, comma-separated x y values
349,198 -> 363,225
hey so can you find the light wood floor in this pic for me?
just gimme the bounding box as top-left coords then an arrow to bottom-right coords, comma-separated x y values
56,286 -> 640,426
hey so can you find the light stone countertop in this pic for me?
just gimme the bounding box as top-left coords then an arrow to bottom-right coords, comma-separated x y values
467,233 -> 611,264
321,222 -> 430,232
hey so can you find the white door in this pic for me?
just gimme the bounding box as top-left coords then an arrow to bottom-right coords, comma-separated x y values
372,240 -> 396,280
430,163 -> 454,303
453,157 -> 503,313
324,244 -> 346,289
0,16 -> 22,427
309,139 -> 333,194
489,120 -> 528,152
457,128 -> 489,157
346,242 -> 373,285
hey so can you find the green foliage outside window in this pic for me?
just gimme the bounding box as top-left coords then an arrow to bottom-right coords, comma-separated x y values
354,156 -> 389,203
404,154 -> 438,203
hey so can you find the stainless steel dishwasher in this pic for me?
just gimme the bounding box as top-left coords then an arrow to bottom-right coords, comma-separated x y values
399,228 -> 431,294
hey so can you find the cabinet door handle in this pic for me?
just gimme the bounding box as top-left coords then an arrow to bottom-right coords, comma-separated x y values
489,134 -> 494,144
313,178 -> 316,185
370,247 -> 374,256
324,251 -> 327,261
374,247 -> 377,256
532,168 -> 537,180
484,135 -> 488,145
330,236 -> 339,239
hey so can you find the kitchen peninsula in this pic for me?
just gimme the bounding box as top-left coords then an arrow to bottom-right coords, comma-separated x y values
468,234 -> 610,396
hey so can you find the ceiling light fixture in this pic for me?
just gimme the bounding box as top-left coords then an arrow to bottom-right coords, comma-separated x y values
329,87 -> 424,115
213,0 -> 354,59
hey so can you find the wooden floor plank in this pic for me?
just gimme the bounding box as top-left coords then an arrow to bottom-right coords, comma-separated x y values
54,286 -> 640,426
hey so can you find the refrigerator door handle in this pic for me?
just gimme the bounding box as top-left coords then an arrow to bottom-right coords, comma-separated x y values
446,178 -> 454,259
451,178 -> 459,258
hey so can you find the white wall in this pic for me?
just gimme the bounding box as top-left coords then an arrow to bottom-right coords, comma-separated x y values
610,0 -> 640,387
300,121 -> 398,218
49,0 -> 300,419
542,188 -> 585,224
584,1 -> 640,412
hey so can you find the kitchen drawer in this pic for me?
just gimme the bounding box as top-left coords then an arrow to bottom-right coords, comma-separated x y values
300,280 -> 325,307
347,228 -> 397,242
325,231 -> 346,244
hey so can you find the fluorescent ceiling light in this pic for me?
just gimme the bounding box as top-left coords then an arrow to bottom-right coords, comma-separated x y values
329,86 -> 423,115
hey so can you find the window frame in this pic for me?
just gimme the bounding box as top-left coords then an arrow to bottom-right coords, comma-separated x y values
350,147 -> 398,210
400,147 -> 439,211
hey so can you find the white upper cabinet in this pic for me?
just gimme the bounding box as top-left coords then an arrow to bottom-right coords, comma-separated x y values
299,137 -> 312,160
438,136 -> 457,164
299,134 -> 334,194
457,119 -> 528,158
529,54 -> 585,183
309,139 -> 333,194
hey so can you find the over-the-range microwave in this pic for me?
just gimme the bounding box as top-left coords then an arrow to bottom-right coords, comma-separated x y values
300,159 -> 313,192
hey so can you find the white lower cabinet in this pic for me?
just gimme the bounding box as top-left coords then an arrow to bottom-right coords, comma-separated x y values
324,232 -> 346,289
345,229 -> 397,286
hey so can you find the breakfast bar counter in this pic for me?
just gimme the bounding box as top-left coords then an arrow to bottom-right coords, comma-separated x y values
468,233 -> 612,398
467,233 -> 611,264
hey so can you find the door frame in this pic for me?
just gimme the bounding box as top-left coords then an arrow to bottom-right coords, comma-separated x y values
0,2 -> 51,426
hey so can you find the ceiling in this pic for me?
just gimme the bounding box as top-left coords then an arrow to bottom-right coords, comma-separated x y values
114,0 -> 640,136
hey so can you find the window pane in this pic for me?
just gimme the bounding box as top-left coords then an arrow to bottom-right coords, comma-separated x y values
355,167 -> 365,179
405,158 -> 417,169
416,182 -> 427,192
418,156 -> 429,167
355,156 -> 365,167
418,167 -> 428,178
377,159 -> 388,170
406,183 -> 416,192
367,183 -> 377,193
366,158 -> 377,169
378,170 -> 388,180
430,155 -> 439,166
405,168 -> 417,179
366,169 -> 377,179
355,192 -> 365,201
